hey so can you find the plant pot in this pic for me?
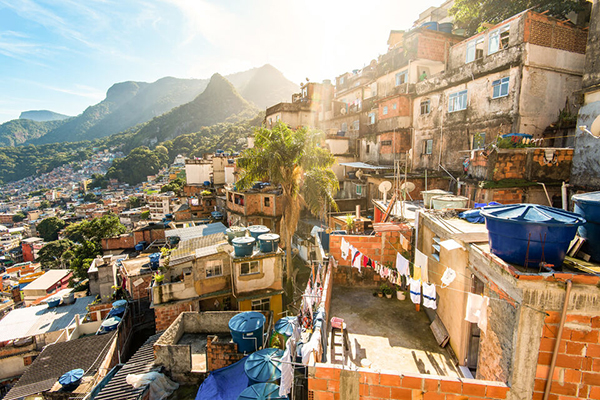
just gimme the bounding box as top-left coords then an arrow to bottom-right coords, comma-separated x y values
397,291 -> 406,301
385,293 -> 392,299
377,292 -> 383,298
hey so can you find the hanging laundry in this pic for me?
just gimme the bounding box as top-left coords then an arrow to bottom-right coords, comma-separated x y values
396,252 -> 410,277
413,266 -> 421,281
422,282 -> 437,309
351,247 -> 359,264
465,293 -> 489,333
352,252 -> 362,272
415,249 -> 429,283
400,235 -> 410,250
341,238 -> 350,260
408,278 -> 421,304
366,258 -> 373,268
362,255 -> 369,268
441,267 -> 457,288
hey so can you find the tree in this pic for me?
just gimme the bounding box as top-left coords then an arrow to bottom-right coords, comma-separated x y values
39,200 -> 51,210
12,211 -> 26,223
83,193 -> 97,202
450,0 -> 584,36
37,217 -> 66,241
236,123 -> 339,283
70,240 -> 102,280
140,210 -> 150,220
64,213 -> 126,243
128,196 -> 143,209
37,239 -> 76,269
160,177 -> 186,194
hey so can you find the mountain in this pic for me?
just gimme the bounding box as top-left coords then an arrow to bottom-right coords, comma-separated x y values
124,73 -> 257,149
0,119 -> 67,147
226,64 -> 299,109
19,110 -> 70,122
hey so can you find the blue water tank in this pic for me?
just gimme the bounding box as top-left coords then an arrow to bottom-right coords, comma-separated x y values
244,348 -> 283,384
229,312 -> 266,353
481,204 -> 585,269
248,225 -> 270,240
134,243 -> 144,251
237,383 -> 287,400
98,316 -> 121,335
232,237 -> 256,257
45,297 -> 61,308
258,234 -> 280,253
421,21 -> 438,31
438,22 -> 454,33
59,368 -> 84,391
274,316 -> 296,337
204,181 -> 211,186
572,191 -> 600,262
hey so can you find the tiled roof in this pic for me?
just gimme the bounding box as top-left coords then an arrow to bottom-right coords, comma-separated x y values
4,331 -> 116,400
94,332 -> 161,400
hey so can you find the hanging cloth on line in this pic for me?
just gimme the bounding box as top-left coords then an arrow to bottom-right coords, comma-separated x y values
408,278 -> 421,304
441,267 -> 456,288
341,238 -> 350,260
422,282 -> 437,309
396,252 -> 410,277
465,293 -> 489,334
414,249 -> 429,283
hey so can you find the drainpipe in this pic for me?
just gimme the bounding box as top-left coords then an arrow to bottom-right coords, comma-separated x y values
543,279 -> 572,400
561,182 -> 568,211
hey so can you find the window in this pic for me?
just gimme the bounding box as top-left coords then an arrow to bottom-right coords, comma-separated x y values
420,100 -> 430,115
341,122 -> 347,132
366,144 -> 370,154
392,103 -> 397,110
448,90 -> 468,112
356,185 -> 363,196
424,139 -> 433,155
381,140 -> 392,146
251,298 -> 270,311
368,112 -> 376,125
492,77 -> 510,98
383,106 -> 388,115
206,260 -> 223,278
488,25 -> 510,55
371,82 -> 377,97
268,118 -> 272,126
395,71 -> 408,86
466,37 -> 485,63
352,120 -> 359,131
240,260 -> 259,275
432,236 -> 441,261
264,196 -> 270,207
473,133 -> 486,150
340,76 -> 345,84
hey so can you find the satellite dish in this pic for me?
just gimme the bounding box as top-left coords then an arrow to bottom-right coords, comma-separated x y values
379,181 -> 392,194
401,181 -> 416,193
326,228 -> 332,234
356,170 -> 364,179
590,115 -> 600,138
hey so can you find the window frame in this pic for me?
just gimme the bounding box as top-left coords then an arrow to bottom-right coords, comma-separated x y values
492,77 -> 510,99
392,103 -> 397,110
356,185 -> 363,196
383,106 -> 388,115
264,196 -> 270,207
448,90 -> 468,113
240,260 -> 259,276
488,25 -> 510,55
341,122 -> 347,132
395,70 -> 408,86
205,260 -> 223,278
424,139 -> 433,155
381,140 -> 392,146
466,36 -> 485,63
352,120 -> 359,131
251,297 -> 270,311
420,99 -> 430,115
368,112 -> 376,125
473,133 -> 486,150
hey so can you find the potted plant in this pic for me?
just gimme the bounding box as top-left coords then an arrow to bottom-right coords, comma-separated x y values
396,285 -> 406,300
345,214 -> 355,234
380,283 -> 392,298
154,273 -> 164,286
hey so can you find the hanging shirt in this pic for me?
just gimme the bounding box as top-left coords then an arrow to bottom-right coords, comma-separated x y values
341,238 -> 350,260
415,249 -> 429,283
352,252 -> 362,272
400,235 -> 410,250
422,282 -> 437,309
441,267 -> 457,288
396,253 -> 410,277
413,266 -> 421,281
409,278 -> 421,304
362,255 -> 369,268
465,293 -> 489,333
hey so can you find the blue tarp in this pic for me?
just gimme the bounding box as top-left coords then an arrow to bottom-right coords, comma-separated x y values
196,356 -> 249,400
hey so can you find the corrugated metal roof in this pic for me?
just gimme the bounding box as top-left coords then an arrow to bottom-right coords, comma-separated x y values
165,222 -> 227,240
338,162 -> 393,170
94,333 -> 162,400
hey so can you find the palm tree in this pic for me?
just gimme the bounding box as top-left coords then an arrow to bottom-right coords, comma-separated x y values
236,123 -> 339,283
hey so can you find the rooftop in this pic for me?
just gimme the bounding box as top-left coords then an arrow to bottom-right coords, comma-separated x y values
0,296 -> 95,342
120,256 -> 151,276
24,269 -> 70,291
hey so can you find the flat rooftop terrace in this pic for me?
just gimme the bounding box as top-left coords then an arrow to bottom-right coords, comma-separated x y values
326,286 -> 460,378
177,332 -> 232,373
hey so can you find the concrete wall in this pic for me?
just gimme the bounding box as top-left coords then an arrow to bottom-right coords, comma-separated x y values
233,254 -> 283,294
573,97 -> 600,189
185,162 -> 212,185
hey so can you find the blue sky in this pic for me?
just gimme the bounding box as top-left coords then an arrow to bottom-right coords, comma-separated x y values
0,0 -> 444,124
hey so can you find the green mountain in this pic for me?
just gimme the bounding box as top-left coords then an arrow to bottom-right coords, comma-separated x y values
0,119 -> 67,147
124,73 -> 258,149
227,64 -> 299,109
19,110 -> 70,122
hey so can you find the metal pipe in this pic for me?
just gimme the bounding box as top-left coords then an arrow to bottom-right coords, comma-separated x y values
561,182 -> 568,211
543,279 -> 572,400
537,182 -> 552,206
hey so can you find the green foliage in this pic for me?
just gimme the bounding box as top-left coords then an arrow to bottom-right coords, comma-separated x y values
37,217 -> 66,241
12,211 -> 26,222
39,200 -> 50,209
83,192 -> 98,202
140,210 -> 150,219
70,240 -> 102,280
128,196 -> 143,209
89,173 -> 109,189
28,188 -> 48,197
450,0 -> 583,36
37,239 -> 76,269
64,213 -> 126,243
105,146 -> 168,185
495,135 -> 536,149
0,118 -> 66,146
160,177 -> 186,194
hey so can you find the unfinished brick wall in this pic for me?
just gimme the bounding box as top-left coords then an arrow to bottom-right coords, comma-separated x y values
154,300 -> 197,332
525,12 -> 587,54
88,302 -> 113,321
535,312 -> 600,399
308,366 -> 510,400
125,273 -> 153,301
206,335 -> 244,371
416,30 -> 462,62
329,231 -> 410,268
379,130 -> 411,154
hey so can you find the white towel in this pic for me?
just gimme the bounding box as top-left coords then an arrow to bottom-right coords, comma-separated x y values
341,238 -> 350,260
396,252 -> 410,277
465,293 -> 489,333
409,278 -> 421,304
478,296 -> 489,334
422,282 -> 437,309
441,267 -> 457,288
415,249 -> 429,283
279,332 -> 297,396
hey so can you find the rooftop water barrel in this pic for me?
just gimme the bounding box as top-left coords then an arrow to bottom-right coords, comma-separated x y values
432,195 -> 469,210
481,204 -> 585,269
438,22 -> 454,33
258,234 -> 280,253
58,368 -> 84,391
45,296 -> 61,308
452,28 -> 467,36
572,191 -> 600,262
134,243 -> 144,251
248,225 -> 270,240
244,348 -> 284,384
97,316 -> 121,335
237,383 -> 287,400
229,311 -> 266,353
421,21 -> 439,31
274,316 -> 296,337
227,226 -> 248,243
149,253 -> 161,270
232,237 -> 256,257
62,291 -> 75,305
422,189 -> 451,208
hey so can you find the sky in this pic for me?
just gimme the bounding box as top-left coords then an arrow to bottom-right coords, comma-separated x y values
0,0 -> 444,124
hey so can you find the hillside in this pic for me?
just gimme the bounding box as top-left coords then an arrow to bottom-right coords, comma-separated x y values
19,110 -> 70,122
226,64 -> 299,109
124,73 -> 258,149
0,119 -> 67,147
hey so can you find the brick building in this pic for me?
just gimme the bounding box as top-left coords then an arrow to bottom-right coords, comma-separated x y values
224,187 -> 284,232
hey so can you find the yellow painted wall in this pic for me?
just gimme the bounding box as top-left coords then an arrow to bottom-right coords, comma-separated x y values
238,294 -> 283,318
